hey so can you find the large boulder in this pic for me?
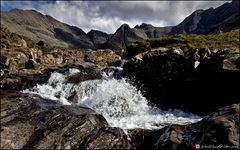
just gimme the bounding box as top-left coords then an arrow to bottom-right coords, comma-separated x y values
64,65 -> 102,84
0,91 -> 134,149
123,48 -> 240,115
122,48 -> 191,110
124,41 -> 151,59
128,103 -> 239,150
180,103 -> 239,149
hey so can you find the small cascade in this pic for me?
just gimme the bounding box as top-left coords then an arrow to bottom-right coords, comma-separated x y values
23,68 -> 201,129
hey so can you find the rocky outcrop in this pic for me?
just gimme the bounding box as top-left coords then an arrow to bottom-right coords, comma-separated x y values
180,103 -> 239,149
0,40 -> 122,90
128,103 -> 239,150
123,41 -> 151,59
64,65 -> 102,84
0,91 -> 133,149
122,48 -> 190,109
84,49 -> 122,66
123,47 -> 240,115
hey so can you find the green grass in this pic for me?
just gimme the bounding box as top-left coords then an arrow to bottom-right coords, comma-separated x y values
145,29 -> 240,51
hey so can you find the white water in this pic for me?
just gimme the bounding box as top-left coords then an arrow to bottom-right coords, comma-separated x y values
22,68 -> 201,129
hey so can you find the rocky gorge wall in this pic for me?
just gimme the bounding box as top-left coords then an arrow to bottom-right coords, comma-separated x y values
123,47 -> 240,116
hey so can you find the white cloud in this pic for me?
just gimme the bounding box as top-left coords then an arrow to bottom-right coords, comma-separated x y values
1,1 -> 228,33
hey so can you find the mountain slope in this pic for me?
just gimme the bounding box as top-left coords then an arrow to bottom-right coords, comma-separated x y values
105,24 -> 148,50
87,30 -> 111,49
171,0 -> 240,34
101,0 -> 239,50
1,1 -> 239,51
134,23 -> 172,38
1,9 -> 95,49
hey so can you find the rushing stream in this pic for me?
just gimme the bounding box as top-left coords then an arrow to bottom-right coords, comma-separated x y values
23,68 -> 201,129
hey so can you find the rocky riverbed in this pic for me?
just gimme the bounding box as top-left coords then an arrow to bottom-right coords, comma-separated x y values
1,91 -> 239,149
1,45 -> 239,149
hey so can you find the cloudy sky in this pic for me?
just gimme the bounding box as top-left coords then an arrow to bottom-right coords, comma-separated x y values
1,1 -> 229,33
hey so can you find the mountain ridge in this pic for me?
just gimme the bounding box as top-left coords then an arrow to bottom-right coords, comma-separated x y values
1,1 -> 239,50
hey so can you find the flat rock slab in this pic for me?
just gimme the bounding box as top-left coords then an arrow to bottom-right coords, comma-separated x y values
0,91 -> 133,149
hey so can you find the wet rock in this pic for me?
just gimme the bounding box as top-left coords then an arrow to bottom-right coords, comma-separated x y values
128,128 -> 156,150
103,67 -> 123,79
112,59 -> 125,67
128,125 -> 186,150
221,49 -> 240,71
154,125 -> 185,150
123,48 -> 240,115
196,48 -> 239,73
0,91 -> 134,149
0,70 -> 49,90
128,104 -> 239,150
180,103 -> 239,149
64,65 -> 102,84
122,48 -> 191,110
236,57 -> 240,69
124,41 -> 151,59
197,47 -> 211,61
80,127 -> 133,150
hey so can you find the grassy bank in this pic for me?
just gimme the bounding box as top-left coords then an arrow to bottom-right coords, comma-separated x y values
145,29 -> 239,51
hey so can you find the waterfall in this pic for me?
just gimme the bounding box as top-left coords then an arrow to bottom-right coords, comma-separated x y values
23,68 -> 201,129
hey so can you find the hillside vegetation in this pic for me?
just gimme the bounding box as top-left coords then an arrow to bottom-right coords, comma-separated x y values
1,27 -> 57,54
124,29 -> 239,59
147,29 -> 240,50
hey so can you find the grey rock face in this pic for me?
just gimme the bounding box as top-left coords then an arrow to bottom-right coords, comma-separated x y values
105,24 -> 148,51
123,48 -> 240,115
0,91 -> 134,149
87,30 -> 110,49
128,104 -> 239,150
180,103 -> 239,149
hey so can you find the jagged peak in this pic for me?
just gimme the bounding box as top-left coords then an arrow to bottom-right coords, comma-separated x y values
88,29 -> 107,34
113,24 -> 131,33
119,24 -> 131,29
140,23 -> 154,28
192,9 -> 204,15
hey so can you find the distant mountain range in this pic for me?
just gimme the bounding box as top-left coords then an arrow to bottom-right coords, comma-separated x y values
1,0 -> 239,50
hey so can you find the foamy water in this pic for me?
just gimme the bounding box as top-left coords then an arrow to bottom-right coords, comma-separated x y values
22,68 -> 201,129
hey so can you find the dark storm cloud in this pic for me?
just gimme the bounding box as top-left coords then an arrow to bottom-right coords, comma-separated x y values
1,1 -> 228,33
